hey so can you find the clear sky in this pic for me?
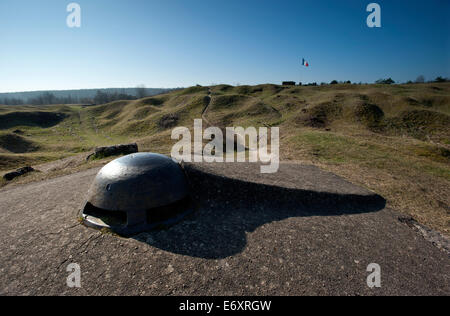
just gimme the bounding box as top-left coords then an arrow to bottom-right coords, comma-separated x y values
0,0 -> 449,92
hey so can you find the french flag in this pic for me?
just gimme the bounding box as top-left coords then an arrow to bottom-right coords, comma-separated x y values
302,58 -> 309,67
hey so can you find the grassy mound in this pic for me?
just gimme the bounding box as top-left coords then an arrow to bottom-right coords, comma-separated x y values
178,86 -> 209,95
409,144 -> 450,164
0,111 -> 67,130
213,85 -> 234,92
0,154 -> 37,171
132,106 -> 161,120
299,102 -> 342,128
383,110 -> 450,141
354,103 -> 384,127
210,95 -> 248,109
233,85 -> 252,95
87,101 -> 128,117
140,97 -> 166,106
0,133 -> 39,153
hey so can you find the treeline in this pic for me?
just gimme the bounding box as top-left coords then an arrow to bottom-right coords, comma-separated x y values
0,90 -> 137,106
301,76 -> 449,87
375,76 -> 449,85
0,87 -> 175,106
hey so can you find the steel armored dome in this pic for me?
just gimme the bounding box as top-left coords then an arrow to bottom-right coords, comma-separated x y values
80,153 -> 192,235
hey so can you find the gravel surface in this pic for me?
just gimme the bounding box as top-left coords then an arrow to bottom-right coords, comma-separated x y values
0,162 -> 448,295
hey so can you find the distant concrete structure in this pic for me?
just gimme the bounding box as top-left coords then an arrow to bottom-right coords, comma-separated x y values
282,81 -> 296,86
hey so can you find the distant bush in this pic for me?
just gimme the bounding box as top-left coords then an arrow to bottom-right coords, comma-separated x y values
330,80 -> 338,85
434,76 -> 448,83
376,78 -> 395,84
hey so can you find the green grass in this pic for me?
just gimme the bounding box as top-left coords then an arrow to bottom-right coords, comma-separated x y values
289,130 -> 450,180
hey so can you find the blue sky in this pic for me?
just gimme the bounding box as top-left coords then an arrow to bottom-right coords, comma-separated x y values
0,0 -> 449,92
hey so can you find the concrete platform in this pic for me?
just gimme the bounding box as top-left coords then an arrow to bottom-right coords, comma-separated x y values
0,162 -> 448,295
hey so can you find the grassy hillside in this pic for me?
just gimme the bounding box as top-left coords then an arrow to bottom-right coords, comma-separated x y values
0,83 -> 449,234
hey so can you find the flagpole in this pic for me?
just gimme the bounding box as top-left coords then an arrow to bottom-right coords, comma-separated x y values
300,58 -> 305,86
300,58 -> 302,86
300,66 -> 302,86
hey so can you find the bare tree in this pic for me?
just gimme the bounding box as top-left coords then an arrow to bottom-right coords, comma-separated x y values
136,85 -> 148,99
415,75 -> 425,83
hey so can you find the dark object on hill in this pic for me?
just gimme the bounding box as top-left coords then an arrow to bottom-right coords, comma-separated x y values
86,143 -> 138,161
158,114 -> 179,129
3,166 -> 35,181
282,81 -> 296,86
80,153 -> 192,236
